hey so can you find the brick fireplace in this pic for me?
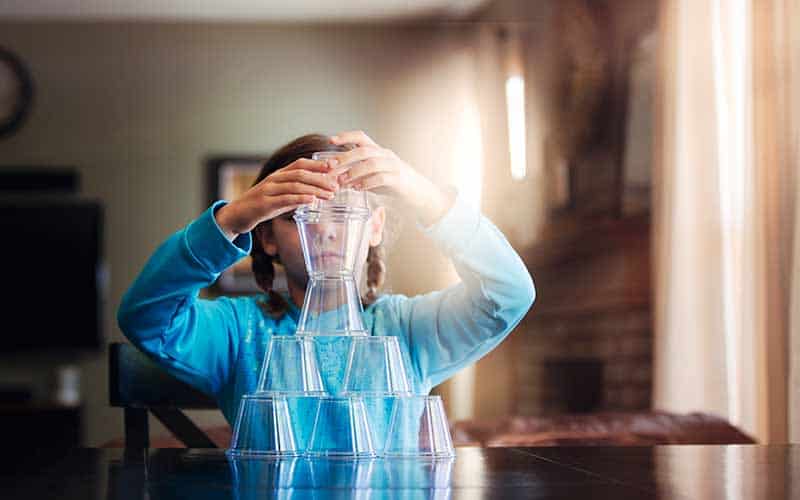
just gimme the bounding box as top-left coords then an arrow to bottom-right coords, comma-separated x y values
513,214 -> 652,416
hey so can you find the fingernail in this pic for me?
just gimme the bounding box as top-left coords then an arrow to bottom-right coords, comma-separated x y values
327,159 -> 338,167
338,173 -> 349,182
330,135 -> 339,142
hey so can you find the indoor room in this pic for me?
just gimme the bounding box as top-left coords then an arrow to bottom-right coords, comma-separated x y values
1,0 -> 798,497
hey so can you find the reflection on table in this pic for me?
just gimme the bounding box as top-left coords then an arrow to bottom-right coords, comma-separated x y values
5,446 -> 800,499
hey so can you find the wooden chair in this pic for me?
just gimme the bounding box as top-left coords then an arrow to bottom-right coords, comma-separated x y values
109,342 -> 218,449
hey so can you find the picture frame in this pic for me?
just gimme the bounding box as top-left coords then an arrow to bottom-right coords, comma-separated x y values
206,155 -> 267,294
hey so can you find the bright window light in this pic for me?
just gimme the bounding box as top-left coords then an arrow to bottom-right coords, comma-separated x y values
505,75 -> 527,180
454,101 -> 484,209
711,0 -> 749,424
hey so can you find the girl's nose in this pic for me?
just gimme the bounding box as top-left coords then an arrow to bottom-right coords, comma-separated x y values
323,224 -> 338,240
312,224 -> 338,250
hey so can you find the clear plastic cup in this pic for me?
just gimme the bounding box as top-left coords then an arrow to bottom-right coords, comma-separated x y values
295,152 -> 370,278
360,396 -> 396,455
307,397 -> 376,458
308,151 -> 370,213
295,277 -> 367,336
308,335 -> 355,395
342,337 -> 411,395
383,396 -> 455,458
257,337 -> 325,394
297,151 -> 371,270
227,395 -> 317,457
310,150 -> 343,165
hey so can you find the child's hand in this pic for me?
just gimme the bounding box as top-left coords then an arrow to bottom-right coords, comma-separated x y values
330,131 -> 454,227
215,158 -> 340,239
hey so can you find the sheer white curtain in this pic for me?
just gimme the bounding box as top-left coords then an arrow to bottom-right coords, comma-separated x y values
654,0 -> 798,443
788,0 -> 800,443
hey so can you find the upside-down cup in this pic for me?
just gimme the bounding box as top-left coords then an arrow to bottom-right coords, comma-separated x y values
227,395 -> 299,457
306,397 -> 376,458
342,336 -> 411,395
257,337 -> 325,395
383,396 -> 455,458
295,277 -> 367,336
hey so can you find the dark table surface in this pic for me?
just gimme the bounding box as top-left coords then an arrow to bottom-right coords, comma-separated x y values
3,445 -> 799,499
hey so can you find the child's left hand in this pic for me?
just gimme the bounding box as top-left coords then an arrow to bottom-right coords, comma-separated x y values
330,130 -> 454,226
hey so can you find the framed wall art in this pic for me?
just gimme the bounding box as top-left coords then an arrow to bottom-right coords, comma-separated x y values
206,156 -> 268,294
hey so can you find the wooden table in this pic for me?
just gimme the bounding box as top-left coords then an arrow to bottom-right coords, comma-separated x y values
3,445 -> 798,499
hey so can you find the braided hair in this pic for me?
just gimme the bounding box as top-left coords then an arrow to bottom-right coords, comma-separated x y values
250,134 -> 388,318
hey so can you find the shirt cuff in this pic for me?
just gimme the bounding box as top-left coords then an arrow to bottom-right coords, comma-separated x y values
418,188 -> 481,257
184,200 -> 253,274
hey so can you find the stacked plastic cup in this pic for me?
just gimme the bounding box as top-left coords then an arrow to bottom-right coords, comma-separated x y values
227,151 -> 455,460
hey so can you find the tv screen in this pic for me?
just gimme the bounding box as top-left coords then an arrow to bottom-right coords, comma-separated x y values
0,197 -> 104,352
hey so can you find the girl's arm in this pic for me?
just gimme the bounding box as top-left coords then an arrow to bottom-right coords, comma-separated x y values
118,156 -> 338,396
117,202 -> 252,396
329,130 -> 535,390
389,193 -> 536,390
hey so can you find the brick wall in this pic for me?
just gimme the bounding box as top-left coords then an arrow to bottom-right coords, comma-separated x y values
515,214 -> 652,416
514,308 -> 651,415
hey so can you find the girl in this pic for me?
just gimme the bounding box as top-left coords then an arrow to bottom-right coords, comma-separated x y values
118,131 -> 535,430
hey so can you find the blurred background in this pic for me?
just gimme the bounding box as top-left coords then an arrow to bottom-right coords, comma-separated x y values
0,0 -> 797,448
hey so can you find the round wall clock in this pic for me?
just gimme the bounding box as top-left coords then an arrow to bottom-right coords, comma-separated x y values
0,47 -> 33,139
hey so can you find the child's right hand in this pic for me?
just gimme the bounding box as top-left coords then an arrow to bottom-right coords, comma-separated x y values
214,158 -> 340,240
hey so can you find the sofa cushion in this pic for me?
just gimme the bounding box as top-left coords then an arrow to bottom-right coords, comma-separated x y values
451,411 -> 755,447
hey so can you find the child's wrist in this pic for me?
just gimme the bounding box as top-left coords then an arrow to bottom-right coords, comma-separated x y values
415,183 -> 454,227
214,204 -> 240,241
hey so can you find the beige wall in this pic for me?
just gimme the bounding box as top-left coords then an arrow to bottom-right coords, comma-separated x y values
0,21 -> 515,445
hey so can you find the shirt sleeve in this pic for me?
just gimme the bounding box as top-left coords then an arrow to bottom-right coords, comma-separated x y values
392,191 -> 536,390
116,201 -> 253,396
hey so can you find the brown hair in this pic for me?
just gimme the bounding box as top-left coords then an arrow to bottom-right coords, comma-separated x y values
250,133 -> 388,319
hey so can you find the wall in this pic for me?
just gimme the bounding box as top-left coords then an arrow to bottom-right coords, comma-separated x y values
482,0 -> 658,417
0,21 -> 490,445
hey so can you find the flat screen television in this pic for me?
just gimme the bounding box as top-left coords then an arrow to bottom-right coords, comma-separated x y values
0,196 -> 104,353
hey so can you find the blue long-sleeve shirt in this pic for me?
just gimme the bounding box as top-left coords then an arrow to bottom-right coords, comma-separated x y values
117,194 -> 535,427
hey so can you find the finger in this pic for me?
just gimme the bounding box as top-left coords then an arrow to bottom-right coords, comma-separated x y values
270,197 -> 315,217
280,157 -> 335,173
350,172 -> 397,192
326,161 -> 355,177
338,157 -> 395,186
329,130 -> 378,148
334,146 -> 393,169
265,181 -> 335,200
268,169 -> 339,191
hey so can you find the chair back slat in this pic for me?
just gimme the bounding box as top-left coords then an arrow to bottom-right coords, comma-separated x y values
109,342 -> 217,409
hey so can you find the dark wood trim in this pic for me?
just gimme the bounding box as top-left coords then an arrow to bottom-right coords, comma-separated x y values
151,408 -> 218,449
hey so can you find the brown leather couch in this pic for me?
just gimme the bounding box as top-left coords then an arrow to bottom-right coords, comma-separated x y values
450,411 -> 755,447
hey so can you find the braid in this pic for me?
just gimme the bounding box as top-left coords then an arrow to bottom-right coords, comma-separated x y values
251,224 -> 290,319
250,248 -> 275,292
362,245 -> 386,306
